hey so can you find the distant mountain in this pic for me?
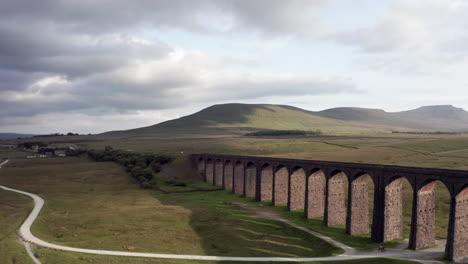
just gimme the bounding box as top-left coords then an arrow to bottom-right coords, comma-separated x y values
0,133 -> 36,140
103,104 -> 468,137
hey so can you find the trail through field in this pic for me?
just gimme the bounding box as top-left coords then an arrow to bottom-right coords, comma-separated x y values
0,159 -> 448,263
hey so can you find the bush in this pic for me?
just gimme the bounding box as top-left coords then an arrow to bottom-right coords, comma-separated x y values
84,147 -> 172,188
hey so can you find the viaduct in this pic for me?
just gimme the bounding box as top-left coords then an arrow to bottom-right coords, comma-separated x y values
191,153 -> 468,262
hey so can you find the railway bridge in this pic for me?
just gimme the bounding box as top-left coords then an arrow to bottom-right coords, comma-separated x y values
191,153 -> 468,262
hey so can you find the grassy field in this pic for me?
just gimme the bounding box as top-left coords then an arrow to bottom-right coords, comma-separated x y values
0,157 -> 347,263
0,189 -> 34,264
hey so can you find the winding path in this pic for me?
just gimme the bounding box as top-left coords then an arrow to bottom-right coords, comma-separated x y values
0,159 -> 444,263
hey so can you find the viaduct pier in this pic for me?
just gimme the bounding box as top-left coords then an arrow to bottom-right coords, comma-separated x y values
192,153 -> 468,262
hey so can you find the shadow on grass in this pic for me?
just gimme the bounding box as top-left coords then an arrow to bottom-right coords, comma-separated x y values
153,189 -> 344,258
248,201 -> 404,251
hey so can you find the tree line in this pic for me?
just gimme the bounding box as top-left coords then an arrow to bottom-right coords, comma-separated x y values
69,147 -> 172,189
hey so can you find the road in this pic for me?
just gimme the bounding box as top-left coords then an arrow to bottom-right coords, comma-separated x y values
0,159 -> 448,263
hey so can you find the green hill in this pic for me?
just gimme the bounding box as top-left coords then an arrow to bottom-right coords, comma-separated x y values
103,104 -> 468,137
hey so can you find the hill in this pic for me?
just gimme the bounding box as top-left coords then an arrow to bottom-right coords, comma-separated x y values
102,104 -> 468,137
0,133 -> 36,140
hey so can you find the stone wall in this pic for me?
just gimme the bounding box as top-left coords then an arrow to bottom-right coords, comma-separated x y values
245,165 -> 256,197
206,161 -> 214,185
384,178 -> 404,241
234,163 -> 244,194
415,181 -> 437,249
289,168 -> 306,211
326,172 -> 346,226
349,175 -> 370,235
274,167 -> 288,206
197,160 -> 205,181
454,187 -> 468,262
306,171 -> 325,218
260,166 -> 273,201
224,162 -> 233,191
215,160 -> 223,186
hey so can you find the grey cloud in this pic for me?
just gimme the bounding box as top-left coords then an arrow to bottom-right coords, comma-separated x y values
0,0 -> 354,132
0,0 -> 324,35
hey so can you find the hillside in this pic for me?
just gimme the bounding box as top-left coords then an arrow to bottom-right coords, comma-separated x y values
0,133 -> 36,140
103,104 -> 468,137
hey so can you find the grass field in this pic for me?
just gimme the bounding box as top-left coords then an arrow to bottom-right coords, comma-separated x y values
0,158 -> 342,263
0,189 -> 34,264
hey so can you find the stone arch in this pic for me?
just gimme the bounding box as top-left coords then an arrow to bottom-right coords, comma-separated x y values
347,172 -> 375,235
273,166 -> 289,206
452,185 -> 468,262
245,162 -> 257,198
214,159 -> 223,186
289,167 -> 306,211
383,176 -> 413,242
260,163 -> 273,201
326,170 -> 349,227
233,161 -> 244,194
306,169 -> 326,218
206,159 -> 214,185
223,160 -> 233,191
197,158 -> 205,181
412,179 -> 450,249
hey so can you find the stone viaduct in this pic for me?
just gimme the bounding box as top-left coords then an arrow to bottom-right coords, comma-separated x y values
192,153 -> 468,262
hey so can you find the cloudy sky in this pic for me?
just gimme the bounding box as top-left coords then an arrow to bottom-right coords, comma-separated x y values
1,0 -> 468,134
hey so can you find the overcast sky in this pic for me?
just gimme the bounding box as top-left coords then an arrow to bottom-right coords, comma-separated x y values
1,0 -> 468,134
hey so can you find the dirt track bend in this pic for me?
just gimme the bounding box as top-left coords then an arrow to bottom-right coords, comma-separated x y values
0,159 -> 445,263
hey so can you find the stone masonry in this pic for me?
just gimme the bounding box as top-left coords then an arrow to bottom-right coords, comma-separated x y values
245,165 -> 256,198
215,160 -> 223,186
234,163 -> 244,194
289,169 -> 306,211
415,181 -> 437,249
193,153 -> 468,262
326,172 -> 347,226
197,160 -> 205,181
306,171 -> 325,218
274,167 -> 288,206
454,187 -> 468,262
384,178 -> 404,241
223,162 -> 233,191
260,165 -> 273,201
349,175 -> 370,235
206,160 -> 214,185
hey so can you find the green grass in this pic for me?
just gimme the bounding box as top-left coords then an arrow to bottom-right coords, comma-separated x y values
35,248 -> 419,264
0,148 -> 31,159
0,189 -> 35,264
0,157 -> 351,263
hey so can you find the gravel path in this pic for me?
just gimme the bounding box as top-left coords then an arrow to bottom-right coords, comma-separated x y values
0,159 -> 448,263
